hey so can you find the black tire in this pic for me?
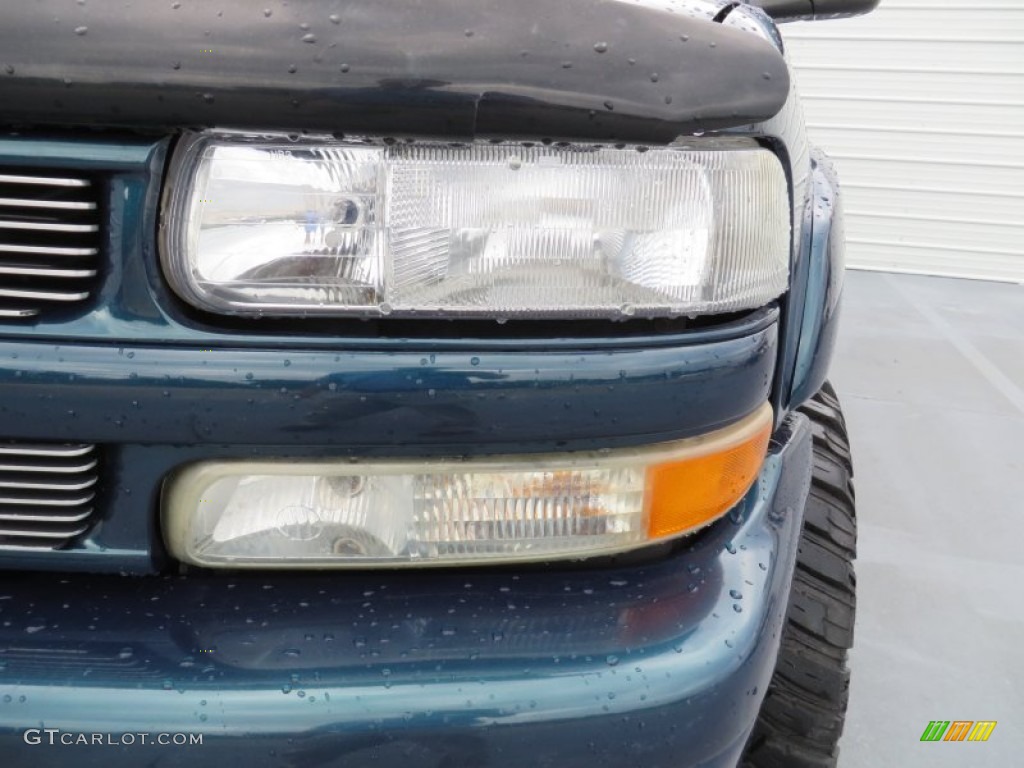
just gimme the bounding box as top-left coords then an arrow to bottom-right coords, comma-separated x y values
741,382 -> 857,768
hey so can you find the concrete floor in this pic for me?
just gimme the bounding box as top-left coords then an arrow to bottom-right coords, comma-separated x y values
829,271 -> 1024,766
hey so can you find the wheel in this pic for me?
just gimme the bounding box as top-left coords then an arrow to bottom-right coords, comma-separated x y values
741,382 -> 857,768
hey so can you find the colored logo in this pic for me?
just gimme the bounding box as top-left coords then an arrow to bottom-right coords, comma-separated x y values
920,721 -> 997,742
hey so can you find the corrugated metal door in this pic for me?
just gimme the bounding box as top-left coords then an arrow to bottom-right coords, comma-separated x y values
783,1 -> 1024,283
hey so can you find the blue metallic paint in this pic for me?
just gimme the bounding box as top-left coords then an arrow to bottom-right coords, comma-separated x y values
0,136 -> 161,172
0,414 -> 812,768
0,321 -> 776,449
790,150 -> 845,407
0,316 -> 777,574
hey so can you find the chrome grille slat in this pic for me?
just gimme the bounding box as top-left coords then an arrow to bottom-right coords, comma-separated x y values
0,474 -> 98,490
0,461 -> 98,474
0,244 -> 98,256
0,523 -> 92,539
0,169 -> 101,318
0,287 -> 91,302
0,198 -> 96,210
0,221 -> 98,233
0,265 -> 97,278
0,647 -> 170,680
0,492 -> 95,507
0,443 -> 94,457
0,442 -> 101,550
0,174 -> 91,187
0,508 -> 94,523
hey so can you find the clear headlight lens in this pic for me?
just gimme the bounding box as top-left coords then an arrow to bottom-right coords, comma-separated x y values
163,404 -> 772,568
161,134 -> 790,318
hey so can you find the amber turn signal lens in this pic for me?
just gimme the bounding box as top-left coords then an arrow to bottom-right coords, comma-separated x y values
646,405 -> 772,539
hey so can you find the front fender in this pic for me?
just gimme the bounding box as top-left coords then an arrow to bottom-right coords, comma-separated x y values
787,149 -> 845,408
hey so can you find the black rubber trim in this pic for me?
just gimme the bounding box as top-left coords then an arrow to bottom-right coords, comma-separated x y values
0,0 -> 788,143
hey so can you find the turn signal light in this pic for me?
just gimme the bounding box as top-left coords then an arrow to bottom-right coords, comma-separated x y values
163,403 -> 772,568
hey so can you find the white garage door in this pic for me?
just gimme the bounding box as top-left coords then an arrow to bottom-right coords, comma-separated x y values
782,0 -> 1024,283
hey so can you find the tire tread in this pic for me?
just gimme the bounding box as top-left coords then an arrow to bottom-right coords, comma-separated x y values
741,382 -> 856,768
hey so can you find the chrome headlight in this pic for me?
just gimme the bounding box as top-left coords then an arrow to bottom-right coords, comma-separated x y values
161,133 -> 790,319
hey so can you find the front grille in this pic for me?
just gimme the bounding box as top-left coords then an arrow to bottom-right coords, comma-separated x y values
0,442 -> 100,549
0,172 -> 101,319
0,646 -> 169,681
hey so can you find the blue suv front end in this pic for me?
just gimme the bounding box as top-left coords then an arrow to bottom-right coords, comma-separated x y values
0,1 -> 851,766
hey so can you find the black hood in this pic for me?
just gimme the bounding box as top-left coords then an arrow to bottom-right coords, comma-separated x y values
0,0 -> 789,143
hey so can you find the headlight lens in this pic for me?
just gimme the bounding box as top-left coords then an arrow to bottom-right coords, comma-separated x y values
162,134 -> 790,318
163,403 -> 772,569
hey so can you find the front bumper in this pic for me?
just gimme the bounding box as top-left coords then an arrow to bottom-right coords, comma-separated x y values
0,308 -> 777,574
0,413 -> 811,768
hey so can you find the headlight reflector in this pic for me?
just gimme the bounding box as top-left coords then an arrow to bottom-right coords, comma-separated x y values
162,134 -> 790,318
162,403 -> 772,568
